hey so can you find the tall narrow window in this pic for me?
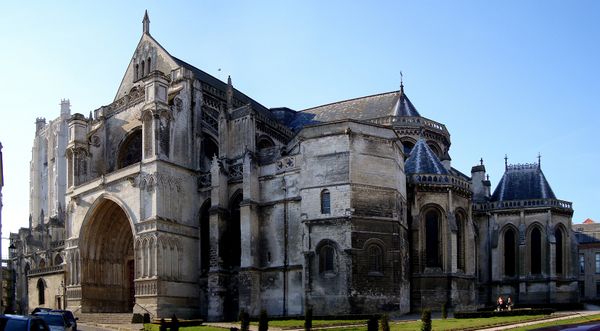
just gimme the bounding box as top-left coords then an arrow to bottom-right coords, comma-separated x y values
531,227 -> 542,275
147,57 -> 151,75
555,228 -> 564,275
319,244 -> 335,274
580,254 -> 585,274
595,253 -> 600,273
368,244 -> 383,274
321,189 -> 331,214
456,214 -> 465,271
141,61 -> 145,78
504,228 -> 516,276
37,278 -> 45,305
425,210 -> 440,268
135,64 -> 139,80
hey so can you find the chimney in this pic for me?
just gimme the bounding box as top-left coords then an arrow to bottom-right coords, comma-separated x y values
471,158 -> 489,201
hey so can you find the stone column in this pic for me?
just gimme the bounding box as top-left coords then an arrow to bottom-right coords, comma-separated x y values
207,156 -> 229,321
239,152 -> 261,315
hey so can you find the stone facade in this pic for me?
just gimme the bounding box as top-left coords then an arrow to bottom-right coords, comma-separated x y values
10,12 -> 578,320
573,222 -> 600,300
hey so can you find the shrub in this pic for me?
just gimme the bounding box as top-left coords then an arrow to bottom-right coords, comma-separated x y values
304,307 -> 313,331
380,314 -> 390,331
367,315 -> 378,331
159,318 -> 167,331
441,303 -> 448,319
421,309 -> 432,331
239,310 -> 250,331
259,309 -> 269,331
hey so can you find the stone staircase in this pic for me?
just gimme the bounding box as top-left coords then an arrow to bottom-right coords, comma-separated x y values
76,313 -> 134,324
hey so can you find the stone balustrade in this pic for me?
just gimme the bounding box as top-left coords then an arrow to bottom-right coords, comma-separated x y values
409,173 -> 472,191
367,115 -> 448,134
28,264 -> 64,276
474,198 -> 573,211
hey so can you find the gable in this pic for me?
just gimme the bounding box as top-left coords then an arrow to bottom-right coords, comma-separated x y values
113,34 -> 180,101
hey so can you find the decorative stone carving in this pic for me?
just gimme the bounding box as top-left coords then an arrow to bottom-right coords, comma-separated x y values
276,156 -> 295,171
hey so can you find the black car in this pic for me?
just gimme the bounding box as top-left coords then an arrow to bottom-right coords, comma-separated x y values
0,314 -> 50,331
49,311 -> 76,331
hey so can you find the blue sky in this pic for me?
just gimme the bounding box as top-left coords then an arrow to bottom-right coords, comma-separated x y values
0,1 -> 598,252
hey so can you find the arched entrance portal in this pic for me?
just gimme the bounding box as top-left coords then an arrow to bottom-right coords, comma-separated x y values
80,198 -> 135,312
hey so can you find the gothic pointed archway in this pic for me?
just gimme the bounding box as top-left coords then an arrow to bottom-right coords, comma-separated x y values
80,198 -> 135,312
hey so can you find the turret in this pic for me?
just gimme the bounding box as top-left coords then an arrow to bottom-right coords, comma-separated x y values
35,117 -> 46,134
471,158 -> 489,202
60,99 -> 71,117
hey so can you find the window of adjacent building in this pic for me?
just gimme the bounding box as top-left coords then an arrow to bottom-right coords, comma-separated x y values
319,244 -> 335,275
530,227 -> 542,275
425,210 -> 440,268
596,281 -> 600,297
579,281 -> 585,298
595,253 -> 600,273
37,278 -> 45,305
320,189 -> 331,214
368,244 -> 383,274
504,228 -> 516,277
555,228 -> 564,274
580,254 -> 585,274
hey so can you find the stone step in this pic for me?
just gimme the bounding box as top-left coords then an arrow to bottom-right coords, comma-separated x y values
76,313 -> 133,324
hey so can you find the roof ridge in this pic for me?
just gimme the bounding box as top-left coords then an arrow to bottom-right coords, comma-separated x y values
298,90 -> 400,113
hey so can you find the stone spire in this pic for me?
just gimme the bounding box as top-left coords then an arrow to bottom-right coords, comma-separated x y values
143,10 -> 150,35
226,75 -> 233,111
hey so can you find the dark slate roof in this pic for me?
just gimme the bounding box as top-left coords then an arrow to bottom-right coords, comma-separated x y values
394,88 -> 421,117
172,56 -> 271,114
575,232 -> 600,244
405,139 -> 449,175
490,164 -> 556,201
288,89 -> 421,131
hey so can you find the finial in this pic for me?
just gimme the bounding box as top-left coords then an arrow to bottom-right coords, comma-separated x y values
504,154 -> 508,170
226,75 -> 233,111
480,158 -> 483,166
486,174 -> 490,181
143,10 -> 150,35
537,152 -> 541,168
400,71 -> 404,94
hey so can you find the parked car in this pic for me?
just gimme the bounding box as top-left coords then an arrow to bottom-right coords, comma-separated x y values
31,313 -> 72,331
0,314 -> 50,331
49,311 -> 76,331
29,309 -> 51,315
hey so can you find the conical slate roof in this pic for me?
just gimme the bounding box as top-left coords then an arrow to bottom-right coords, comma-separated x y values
491,164 -> 556,201
393,87 -> 420,117
405,139 -> 448,175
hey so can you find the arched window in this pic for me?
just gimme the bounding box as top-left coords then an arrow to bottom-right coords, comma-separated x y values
425,210 -> 440,268
37,278 -> 45,305
141,61 -> 145,78
531,227 -> 542,275
257,136 -> 275,150
321,189 -> 331,214
427,142 -> 441,158
319,243 -> 335,274
117,129 -> 143,169
147,57 -> 151,75
199,199 -> 211,276
556,227 -> 564,275
135,64 -> 139,81
456,213 -> 465,271
201,137 -> 219,171
54,254 -> 63,266
39,259 -> 46,269
504,228 -> 516,276
368,244 -> 383,274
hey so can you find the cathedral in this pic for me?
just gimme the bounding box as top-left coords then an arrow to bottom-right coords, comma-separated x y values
9,12 -> 578,320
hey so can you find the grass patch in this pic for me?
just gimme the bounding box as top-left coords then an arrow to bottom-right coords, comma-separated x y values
144,325 -> 224,331
251,319 -> 366,328
508,313 -> 600,331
